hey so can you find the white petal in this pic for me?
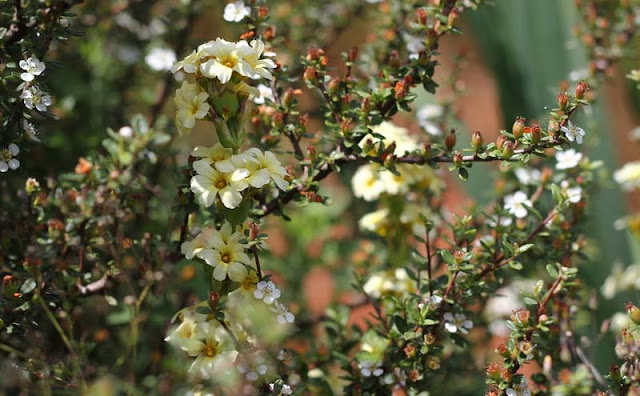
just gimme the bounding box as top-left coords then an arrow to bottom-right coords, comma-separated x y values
8,159 -> 20,170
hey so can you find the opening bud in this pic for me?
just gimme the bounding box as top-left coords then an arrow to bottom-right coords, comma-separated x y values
502,141 -> 514,159
575,81 -> 588,99
557,92 -> 569,110
471,131 -> 483,150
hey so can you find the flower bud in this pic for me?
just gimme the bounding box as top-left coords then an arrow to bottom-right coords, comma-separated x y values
306,47 -> 320,61
426,29 -> 438,48
348,46 -> 358,62
264,26 -> 275,40
528,125 -> 540,143
422,143 -> 432,160
626,302 -> 640,324
448,8 -> 460,27
452,152 -> 463,167
303,66 -> 317,84
415,8 -> 427,25
383,154 -> 396,169
610,365 -> 622,383
495,135 -> 508,150
258,6 -> 269,18
512,117 -> 525,139
249,222 -> 260,240
575,81 -> 588,99
273,112 -> 284,128
471,131 -> 483,150
394,81 -> 406,100
328,78 -> 341,95
360,97 -> 371,114
557,92 -> 569,110
502,141 -> 514,159
445,130 -> 456,151
389,50 -> 400,69
282,88 -> 295,107
307,146 -> 317,160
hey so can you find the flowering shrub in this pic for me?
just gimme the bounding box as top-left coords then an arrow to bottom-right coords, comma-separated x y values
2,0 -> 640,395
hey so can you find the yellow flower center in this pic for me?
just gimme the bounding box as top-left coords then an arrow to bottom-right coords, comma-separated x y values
0,150 -> 11,161
215,179 -> 227,189
221,253 -> 231,264
203,342 -> 218,357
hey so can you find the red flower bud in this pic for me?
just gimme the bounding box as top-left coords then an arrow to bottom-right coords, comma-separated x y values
445,130 -> 457,151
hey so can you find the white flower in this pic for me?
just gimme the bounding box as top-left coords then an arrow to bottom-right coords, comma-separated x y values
365,121 -> 419,155
190,160 -> 249,209
20,86 -> 52,112
416,104 -> 443,136
181,322 -> 238,378
254,280 -> 281,304
555,149 -> 582,170
272,302 -> 295,324
223,1 -> 251,22
191,143 -> 236,172
351,165 -> 385,201
241,39 -> 277,80
561,121 -> 586,144
506,377 -> 531,396
19,57 -> 46,82
360,361 -> 384,377
0,144 -> 20,173
239,148 -> 288,190
118,126 -> 134,138
418,294 -> 443,310
358,209 -> 389,235
268,383 -> 293,395
181,227 -> 216,260
614,161 -> 640,191
504,191 -> 532,219
403,33 -> 426,56
22,119 -> 39,142
171,49 -> 201,74
443,312 -> 473,334
559,180 -> 582,203
145,47 -> 177,71
198,38 -> 254,83
175,81 -> 210,135
198,222 -> 251,282
253,83 -> 274,104
514,168 -> 541,185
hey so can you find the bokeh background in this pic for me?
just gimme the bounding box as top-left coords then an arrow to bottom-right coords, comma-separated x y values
4,0 -> 640,393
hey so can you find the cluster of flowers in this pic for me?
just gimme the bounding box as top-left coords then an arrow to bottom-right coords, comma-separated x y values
171,37 -> 276,130
502,148 -> 585,220
352,121 -> 440,202
189,143 -> 288,209
165,305 -> 239,378
351,121 -> 443,237
2,56 -> 50,173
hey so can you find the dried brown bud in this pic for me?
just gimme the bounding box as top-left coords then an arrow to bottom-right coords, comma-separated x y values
445,130 -> 457,151
389,50 -> 400,69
